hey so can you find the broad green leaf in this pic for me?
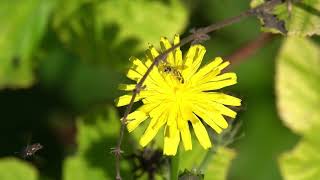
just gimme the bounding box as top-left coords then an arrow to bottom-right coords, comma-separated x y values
52,0 -> 90,28
275,37 -> 320,134
178,138 -> 209,171
52,0 -> 188,68
179,145 -> 235,180
279,124 -> 320,180
97,0 -> 188,48
0,0 -> 56,88
0,158 -> 38,180
251,0 -> 320,36
63,106 -> 131,180
203,148 -> 236,180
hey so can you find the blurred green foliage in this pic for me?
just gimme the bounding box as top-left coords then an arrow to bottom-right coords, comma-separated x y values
276,37 -> 320,134
63,106 -> 131,180
0,0 -> 56,88
0,158 -> 38,180
276,37 -> 320,180
1,0 -> 320,180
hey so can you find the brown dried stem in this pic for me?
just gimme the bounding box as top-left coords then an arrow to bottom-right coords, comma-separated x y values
113,1 -> 283,179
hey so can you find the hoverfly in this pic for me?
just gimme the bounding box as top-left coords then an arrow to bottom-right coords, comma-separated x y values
159,62 -> 187,83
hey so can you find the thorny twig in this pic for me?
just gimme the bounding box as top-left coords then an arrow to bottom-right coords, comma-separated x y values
112,0 -> 283,179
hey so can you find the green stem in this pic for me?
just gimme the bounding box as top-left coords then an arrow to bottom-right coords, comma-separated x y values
170,148 -> 180,180
199,147 -> 217,171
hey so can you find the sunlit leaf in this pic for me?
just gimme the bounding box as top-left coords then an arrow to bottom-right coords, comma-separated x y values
52,0 -> 188,68
97,0 -> 188,48
63,106 -> 131,180
0,0 -> 56,88
178,140 -> 208,171
179,145 -> 235,180
279,124 -> 320,180
204,148 -> 236,180
0,158 -> 38,180
275,37 -> 320,134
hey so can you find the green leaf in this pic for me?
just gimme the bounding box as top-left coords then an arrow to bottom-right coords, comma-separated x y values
96,0 -> 188,48
52,0 -> 188,68
203,148 -> 236,180
0,0 -> 56,88
0,158 -> 38,180
251,0 -> 320,36
63,106 -> 131,180
279,124 -> 320,180
179,145 -> 235,180
275,37 -> 320,134
178,140 -> 208,171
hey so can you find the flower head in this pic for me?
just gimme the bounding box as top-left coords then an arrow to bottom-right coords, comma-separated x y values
116,35 -> 241,155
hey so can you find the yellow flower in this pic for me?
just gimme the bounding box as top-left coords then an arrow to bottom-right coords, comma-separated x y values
116,35 -> 241,155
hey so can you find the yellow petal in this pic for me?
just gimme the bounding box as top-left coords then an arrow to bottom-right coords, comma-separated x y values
115,94 -> 142,107
196,78 -> 237,91
173,34 -> 180,45
194,102 -> 229,129
211,113 -> 228,129
149,103 -> 170,121
180,122 -> 192,151
183,45 -> 206,80
166,105 -> 178,127
146,45 -> 160,60
139,119 -> 159,147
190,115 -> 212,149
207,93 -> 241,106
127,69 -> 142,81
209,101 -> 237,118
127,111 -> 148,132
118,84 -> 136,91
191,57 -> 223,81
192,105 -> 223,133
160,37 -> 175,65
173,34 -> 183,66
211,72 -> 236,81
164,125 -> 180,155
140,111 -> 167,147
129,57 -> 147,75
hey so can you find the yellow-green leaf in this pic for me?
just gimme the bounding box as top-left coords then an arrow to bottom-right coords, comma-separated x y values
96,0 -> 188,49
0,158 -> 38,180
204,148 -> 236,180
275,37 -> 320,134
0,0 -> 56,88
279,124 -> 320,180
179,145 -> 235,180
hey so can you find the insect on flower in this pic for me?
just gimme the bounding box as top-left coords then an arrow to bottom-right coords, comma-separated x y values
116,35 -> 241,155
158,61 -> 187,83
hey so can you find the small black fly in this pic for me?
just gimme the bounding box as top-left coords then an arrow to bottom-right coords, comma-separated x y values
19,143 -> 43,159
